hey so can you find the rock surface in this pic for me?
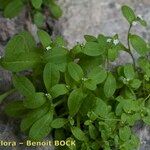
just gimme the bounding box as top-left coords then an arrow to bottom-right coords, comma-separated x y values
1,0 -> 150,149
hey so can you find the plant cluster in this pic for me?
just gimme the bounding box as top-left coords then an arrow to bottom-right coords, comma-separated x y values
0,0 -> 62,27
0,5 -> 150,150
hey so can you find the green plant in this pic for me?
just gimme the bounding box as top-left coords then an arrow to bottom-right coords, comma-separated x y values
0,0 -> 62,27
0,5 -> 150,150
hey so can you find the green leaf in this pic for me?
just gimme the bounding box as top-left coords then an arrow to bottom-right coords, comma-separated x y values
43,63 -> 60,92
122,99 -> 139,113
108,48 -> 118,61
71,127 -> 88,142
104,73 -> 116,98
121,5 -> 136,24
34,11 -> 44,27
119,126 -> 131,141
29,110 -> 53,140
68,89 -> 84,116
4,31 -> 36,58
0,52 -> 41,72
68,62 -> 84,82
138,58 -> 150,77
31,0 -> 42,9
5,101 -> 27,118
130,34 -> 149,56
84,35 -> 97,42
80,94 -> 96,115
23,92 -> 47,109
13,75 -> 35,97
137,16 -> 147,27
83,42 -> 104,56
4,0 -> 24,18
79,55 -> 103,72
88,66 -> 107,84
93,98 -> 109,118
37,30 -> 52,49
124,64 -> 135,80
48,0 -> 62,19
20,105 -> 49,132
89,124 -> 98,140
84,79 -> 97,91
53,36 -> 67,47
51,118 -> 67,128
50,84 -> 69,98
45,47 -> 68,72
130,79 -> 141,89
143,116 -> 150,125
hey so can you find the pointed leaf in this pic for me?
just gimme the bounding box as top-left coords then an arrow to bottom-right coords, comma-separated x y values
4,0 -> 24,18
37,30 -> 52,49
124,64 -> 135,80
31,0 -> 42,9
21,105 -> 49,131
23,92 -> 46,109
13,75 -> 35,97
43,63 -> 60,92
121,5 -> 136,24
71,127 -> 88,142
51,118 -> 67,128
130,34 -> 149,56
104,73 -> 116,98
68,62 -> 84,82
50,84 -> 69,98
68,89 -> 84,116
83,42 -> 104,56
29,110 -> 53,140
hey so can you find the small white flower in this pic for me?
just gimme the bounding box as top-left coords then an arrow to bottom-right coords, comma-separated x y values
107,38 -> 112,43
46,46 -> 52,51
126,78 -> 130,82
113,39 -> 119,45
137,14 -> 143,20
132,21 -> 137,26
65,85 -> 70,89
0,56 -> 2,59
82,78 -> 88,81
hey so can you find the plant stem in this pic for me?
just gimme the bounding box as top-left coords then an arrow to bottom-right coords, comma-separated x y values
127,24 -> 136,70
77,114 -> 80,128
98,117 -> 121,122
0,89 -> 16,103
144,94 -> 150,102
53,100 -> 65,107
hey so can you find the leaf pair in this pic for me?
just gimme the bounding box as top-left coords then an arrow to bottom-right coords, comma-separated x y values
122,5 -> 147,26
13,75 -> 46,109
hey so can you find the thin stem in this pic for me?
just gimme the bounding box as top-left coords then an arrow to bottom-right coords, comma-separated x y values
77,114 -> 80,128
144,94 -> 150,102
0,89 -> 16,103
105,49 -> 109,71
53,100 -> 65,107
98,117 -> 121,122
127,24 -> 136,69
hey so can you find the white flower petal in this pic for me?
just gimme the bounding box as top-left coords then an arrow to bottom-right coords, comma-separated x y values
137,14 -> 143,20
46,46 -> 52,51
132,21 -> 137,26
113,39 -> 119,45
107,39 -> 112,43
